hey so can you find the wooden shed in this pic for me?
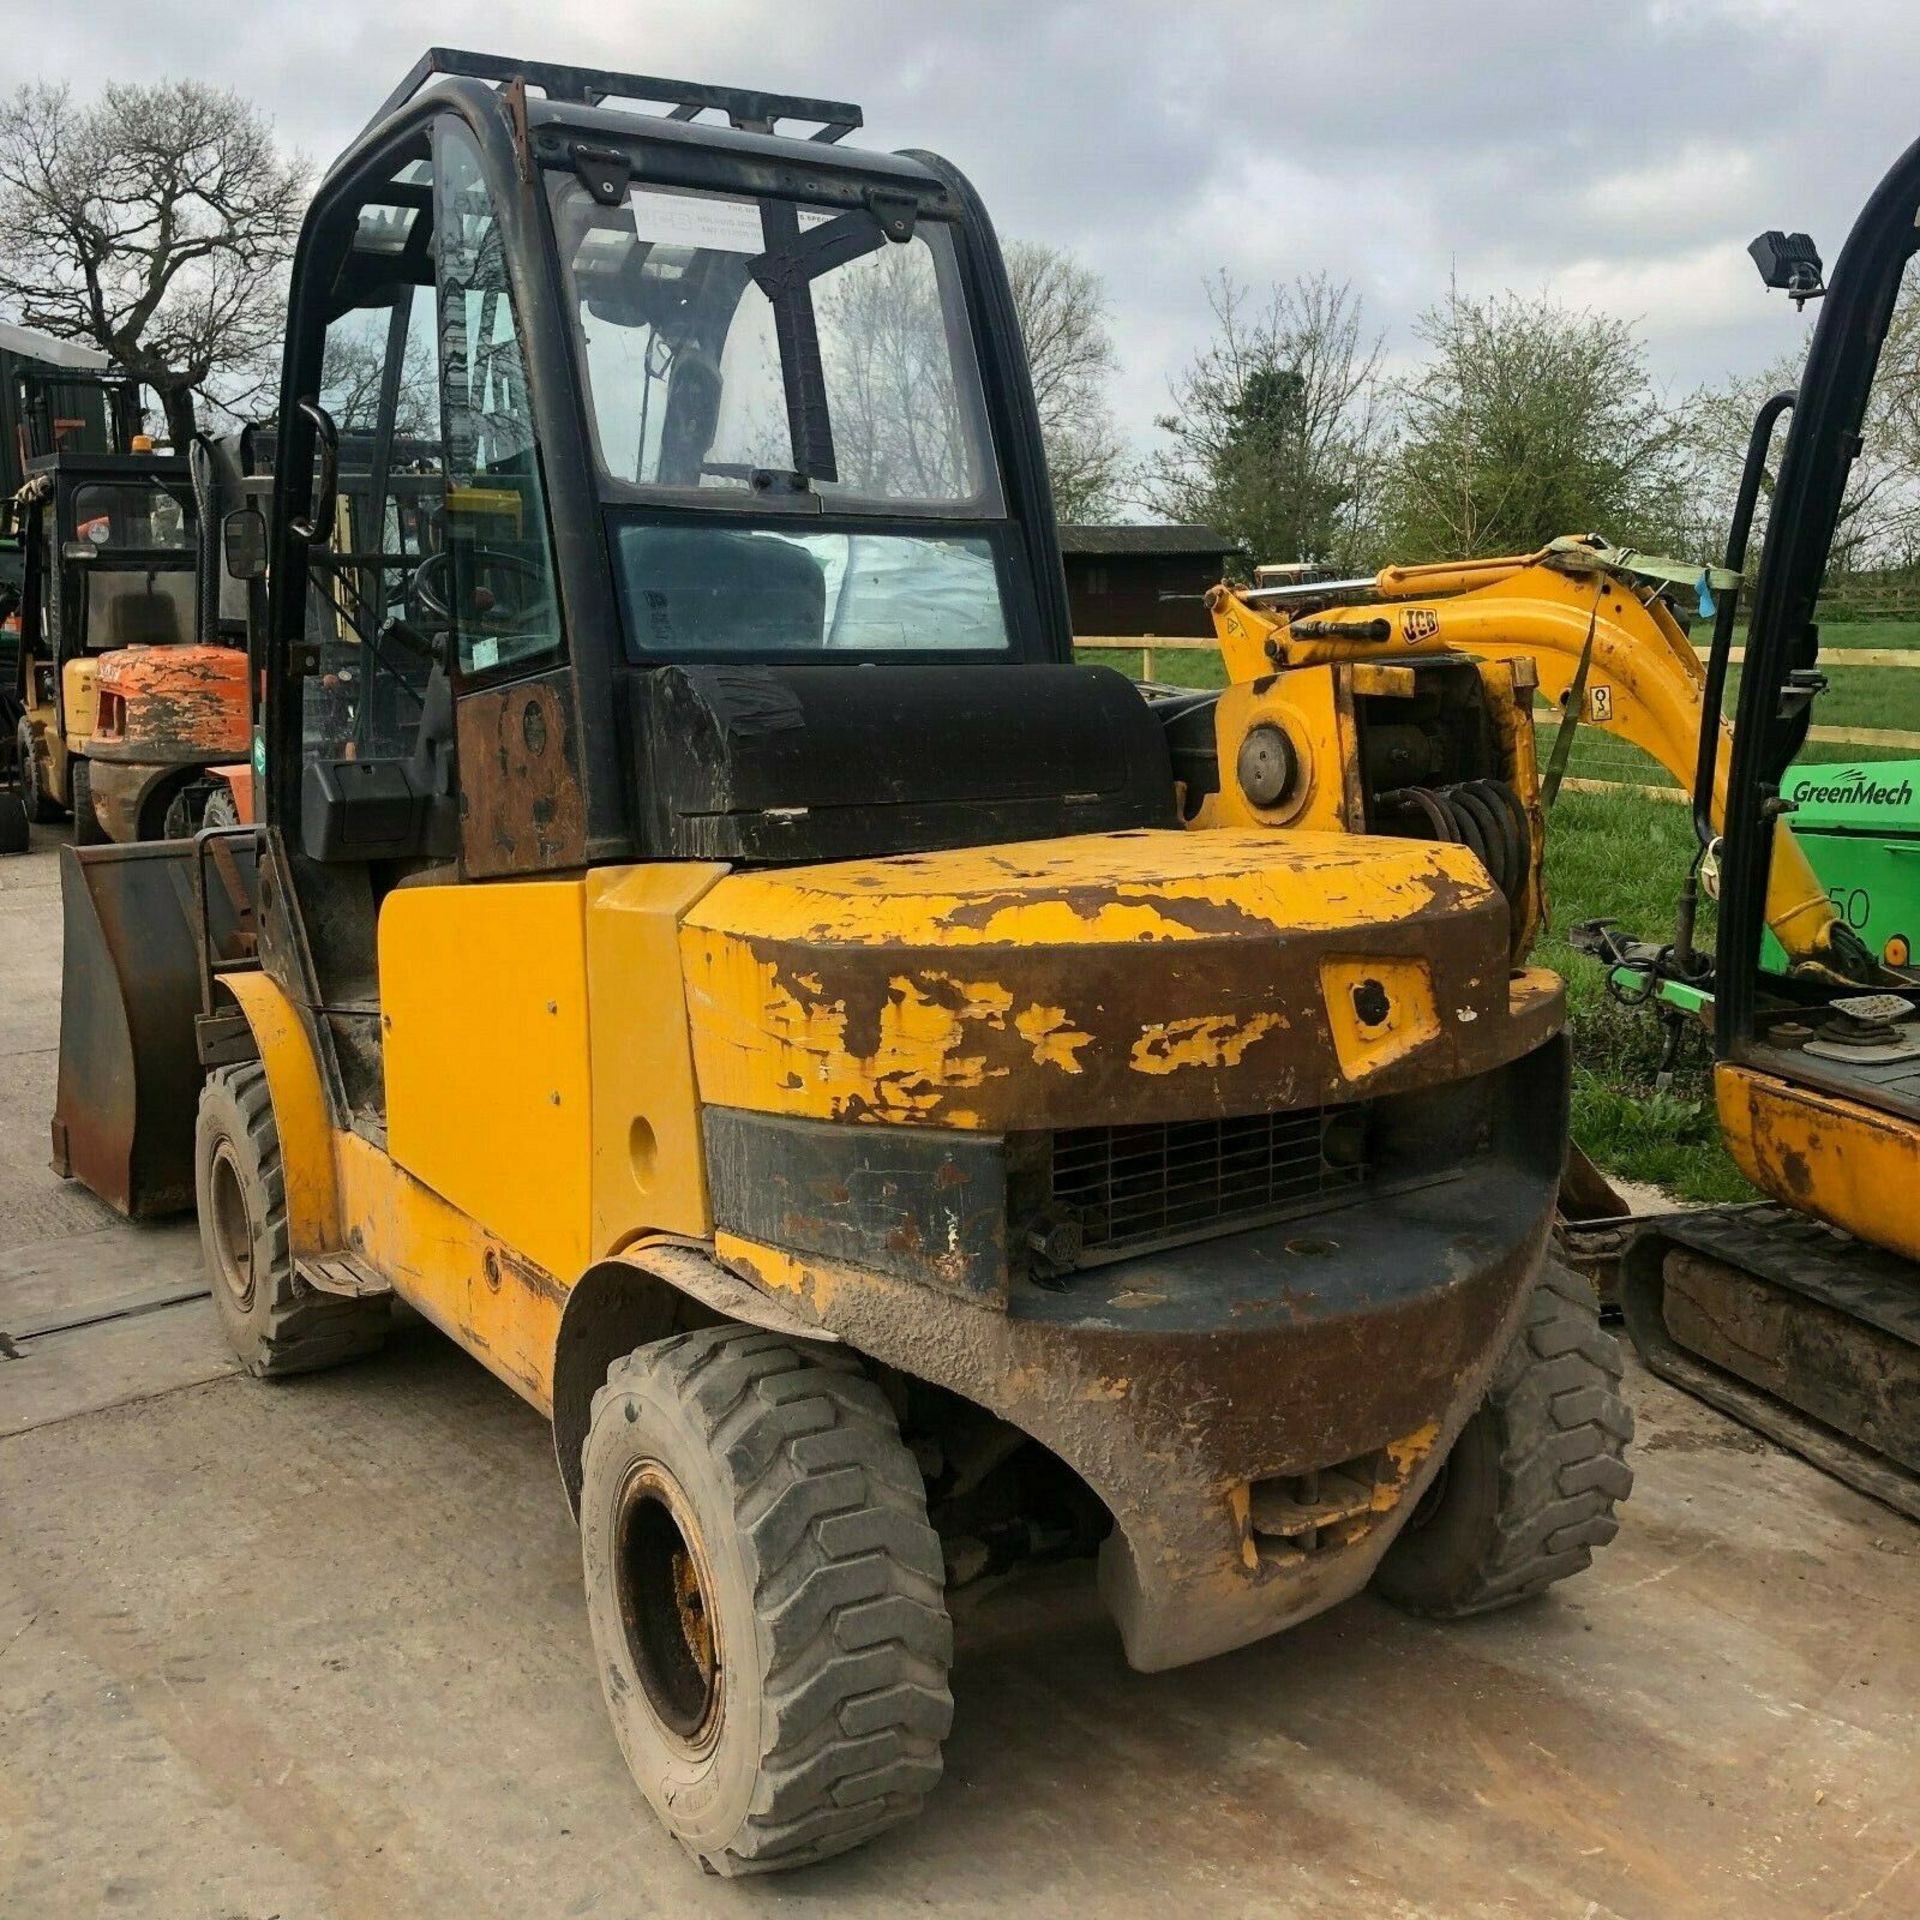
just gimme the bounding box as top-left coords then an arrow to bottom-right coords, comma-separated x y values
1058,523 -> 1241,640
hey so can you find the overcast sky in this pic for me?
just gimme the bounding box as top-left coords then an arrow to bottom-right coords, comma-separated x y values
9,0 -> 1918,461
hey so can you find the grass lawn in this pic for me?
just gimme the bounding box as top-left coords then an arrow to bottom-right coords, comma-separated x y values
1534,790 -> 1755,1205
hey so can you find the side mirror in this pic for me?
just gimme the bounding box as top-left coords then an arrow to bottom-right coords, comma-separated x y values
222,507 -> 268,581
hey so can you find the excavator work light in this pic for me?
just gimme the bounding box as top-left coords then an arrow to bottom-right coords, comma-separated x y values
1749,229 -> 1825,303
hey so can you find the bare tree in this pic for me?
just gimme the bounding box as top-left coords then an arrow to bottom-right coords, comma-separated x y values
1384,284 -> 1695,562
1685,260 -> 1920,576
1145,272 -> 1385,571
819,242 -> 972,499
814,233 -> 1128,517
0,79 -> 306,445
1004,239 -> 1129,520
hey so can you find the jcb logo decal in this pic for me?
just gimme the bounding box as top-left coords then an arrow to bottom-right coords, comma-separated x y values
1401,608 -> 1439,644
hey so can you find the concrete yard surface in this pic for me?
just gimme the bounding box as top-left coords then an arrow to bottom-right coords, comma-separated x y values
1,831 -> 1916,1919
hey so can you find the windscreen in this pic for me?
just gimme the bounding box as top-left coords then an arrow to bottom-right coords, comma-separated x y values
82,567 -> 194,651
71,483 -> 192,552
552,177 -> 1000,513
552,174 -> 1015,657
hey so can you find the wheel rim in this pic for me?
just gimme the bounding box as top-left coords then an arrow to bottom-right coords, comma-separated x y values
614,1460 -> 724,1751
207,1141 -> 256,1310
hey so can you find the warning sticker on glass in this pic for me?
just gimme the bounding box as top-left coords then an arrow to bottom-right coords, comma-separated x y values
626,187 -> 834,253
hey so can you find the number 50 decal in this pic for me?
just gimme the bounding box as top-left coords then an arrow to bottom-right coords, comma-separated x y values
1588,684 -> 1614,722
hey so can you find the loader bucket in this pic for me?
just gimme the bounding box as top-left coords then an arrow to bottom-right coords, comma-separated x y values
51,836 -> 255,1219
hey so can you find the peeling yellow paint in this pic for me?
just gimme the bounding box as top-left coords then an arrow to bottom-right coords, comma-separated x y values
1015,1002 -> 1095,1072
1380,1420 -> 1443,1506
715,1231 -> 844,1319
1130,1012 -> 1286,1075
685,828 -> 1495,951
1227,1481 -> 1259,1571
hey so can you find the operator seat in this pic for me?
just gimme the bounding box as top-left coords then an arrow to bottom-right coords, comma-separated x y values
102,589 -> 183,649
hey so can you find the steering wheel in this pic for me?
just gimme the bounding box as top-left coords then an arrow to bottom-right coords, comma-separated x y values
408,547 -> 549,633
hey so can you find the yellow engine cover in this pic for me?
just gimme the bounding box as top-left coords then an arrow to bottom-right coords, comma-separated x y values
681,827 -> 1556,1132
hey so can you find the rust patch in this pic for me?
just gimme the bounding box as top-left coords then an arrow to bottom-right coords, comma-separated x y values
455,672 -> 587,877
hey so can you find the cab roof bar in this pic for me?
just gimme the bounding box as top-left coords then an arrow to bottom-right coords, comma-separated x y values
367,47 -> 864,145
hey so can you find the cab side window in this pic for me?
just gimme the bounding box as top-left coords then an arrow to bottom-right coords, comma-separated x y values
433,120 -> 563,681
301,155 -> 444,773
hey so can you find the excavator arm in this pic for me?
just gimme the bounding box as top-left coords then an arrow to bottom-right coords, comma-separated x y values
1209,540 -> 1853,975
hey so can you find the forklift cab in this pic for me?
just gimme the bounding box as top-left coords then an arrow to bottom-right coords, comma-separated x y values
11,366 -> 139,467
256,50 -> 1153,897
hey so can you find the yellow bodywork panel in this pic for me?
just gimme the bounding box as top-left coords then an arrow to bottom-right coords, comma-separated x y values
681,827 -> 1517,1130
61,656 -> 97,752
684,827 -> 1481,951
380,879 -> 593,1282
219,968 -> 341,1254
1717,1064 -> 1920,1263
585,861 -> 730,1252
1319,956 -> 1440,1081
336,1128 -> 563,1411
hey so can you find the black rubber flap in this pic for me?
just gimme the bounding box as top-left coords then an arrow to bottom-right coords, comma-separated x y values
629,661 -> 1176,861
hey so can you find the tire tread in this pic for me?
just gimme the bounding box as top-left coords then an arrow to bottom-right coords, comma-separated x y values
199,1063 -> 387,1376
602,1325 -> 951,1874
1379,1259 -> 1634,1618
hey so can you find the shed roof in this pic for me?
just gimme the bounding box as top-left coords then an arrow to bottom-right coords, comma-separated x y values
0,322 -> 111,373
1056,522 -> 1239,558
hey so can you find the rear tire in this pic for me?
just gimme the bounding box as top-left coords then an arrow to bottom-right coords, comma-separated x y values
1373,1259 -> 1634,1617
580,1325 -> 953,1876
203,786 -> 241,829
195,1063 -> 388,1376
68,758 -> 106,845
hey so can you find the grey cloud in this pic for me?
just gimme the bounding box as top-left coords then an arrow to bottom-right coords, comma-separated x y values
12,0 -> 1917,454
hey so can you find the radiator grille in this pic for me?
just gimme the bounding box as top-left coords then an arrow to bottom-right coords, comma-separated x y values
1047,1105 -> 1366,1260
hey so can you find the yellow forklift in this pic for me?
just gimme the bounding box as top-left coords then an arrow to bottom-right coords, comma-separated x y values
0,331 -> 145,850
55,50 -> 1631,1873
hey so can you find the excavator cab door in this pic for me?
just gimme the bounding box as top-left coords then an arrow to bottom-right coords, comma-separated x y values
1718,137 -> 1920,1130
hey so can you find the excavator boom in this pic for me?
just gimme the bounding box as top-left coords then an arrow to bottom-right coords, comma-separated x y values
1210,539 -> 1854,975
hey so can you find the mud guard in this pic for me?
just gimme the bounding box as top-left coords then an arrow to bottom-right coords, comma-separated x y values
50,837 -> 254,1218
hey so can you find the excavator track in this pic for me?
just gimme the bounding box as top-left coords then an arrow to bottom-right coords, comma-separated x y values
1618,1204 -> 1920,1520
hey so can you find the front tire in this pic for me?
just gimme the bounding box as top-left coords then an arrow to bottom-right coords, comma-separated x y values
68,758 -> 107,845
1373,1259 -> 1634,1617
581,1326 -> 953,1876
17,719 -> 60,822
195,1063 -> 389,1376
